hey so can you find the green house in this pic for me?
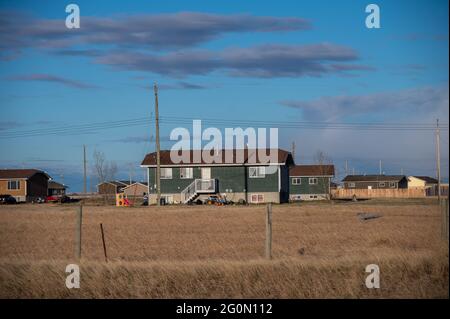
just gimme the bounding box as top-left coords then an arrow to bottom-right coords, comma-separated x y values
289,165 -> 335,201
141,149 -> 294,204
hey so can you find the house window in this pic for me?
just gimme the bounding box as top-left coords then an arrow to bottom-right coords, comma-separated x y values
250,194 -> 264,203
348,182 -> 356,188
309,177 -> 318,185
292,178 -> 301,185
180,167 -> 193,179
389,182 -> 396,188
160,168 -> 172,179
7,180 -> 20,190
379,182 -> 385,187
249,167 -> 265,178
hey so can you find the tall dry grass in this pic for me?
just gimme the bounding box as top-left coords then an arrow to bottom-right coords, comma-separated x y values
0,201 -> 448,298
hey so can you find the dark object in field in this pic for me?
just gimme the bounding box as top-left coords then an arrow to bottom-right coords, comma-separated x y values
60,195 -> 79,204
357,213 -> 382,221
238,199 -> 246,205
195,199 -> 203,205
0,194 -> 17,204
298,247 -> 305,255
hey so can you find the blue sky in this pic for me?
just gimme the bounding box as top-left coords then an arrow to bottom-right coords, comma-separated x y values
0,0 -> 448,191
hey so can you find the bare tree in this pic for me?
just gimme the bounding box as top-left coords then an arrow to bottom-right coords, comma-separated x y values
93,150 -> 117,184
313,150 -> 334,200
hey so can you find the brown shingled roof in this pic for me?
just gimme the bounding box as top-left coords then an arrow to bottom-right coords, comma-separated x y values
48,181 -> 67,189
412,176 -> 439,184
289,165 -> 335,176
0,169 -> 50,179
141,149 -> 292,166
343,175 -> 406,182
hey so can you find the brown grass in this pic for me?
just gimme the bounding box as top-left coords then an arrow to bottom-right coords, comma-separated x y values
0,201 -> 448,298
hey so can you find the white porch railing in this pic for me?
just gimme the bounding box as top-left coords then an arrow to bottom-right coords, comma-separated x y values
181,179 -> 216,203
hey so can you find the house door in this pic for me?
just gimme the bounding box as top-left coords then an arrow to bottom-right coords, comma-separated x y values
201,168 -> 211,179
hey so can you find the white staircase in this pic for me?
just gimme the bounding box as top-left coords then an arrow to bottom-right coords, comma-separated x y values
181,179 -> 217,203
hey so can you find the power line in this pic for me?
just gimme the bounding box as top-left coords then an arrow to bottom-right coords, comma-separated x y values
0,115 -> 448,139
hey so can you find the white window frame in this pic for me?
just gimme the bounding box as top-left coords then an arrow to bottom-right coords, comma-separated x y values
389,182 -> 396,188
180,167 -> 193,179
292,177 -> 301,185
348,182 -> 356,188
249,166 -> 265,178
309,177 -> 318,185
7,180 -> 20,190
250,194 -> 264,203
379,182 -> 385,187
160,168 -> 173,179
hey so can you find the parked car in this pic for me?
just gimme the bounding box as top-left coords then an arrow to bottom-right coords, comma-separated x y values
46,195 -> 59,203
0,194 -> 17,204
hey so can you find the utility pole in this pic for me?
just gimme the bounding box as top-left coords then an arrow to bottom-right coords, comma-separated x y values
345,160 -> 348,176
379,160 -> 382,175
83,145 -> 87,194
436,119 -> 441,201
154,83 -> 161,206
291,141 -> 296,162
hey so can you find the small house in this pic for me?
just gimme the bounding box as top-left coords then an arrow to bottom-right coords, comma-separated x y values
123,182 -> 148,197
289,165 -> 335,201
97,180 -> 134,194
47,180 -> 67,196
342,175 -> 408,189
0,169 -> 50,202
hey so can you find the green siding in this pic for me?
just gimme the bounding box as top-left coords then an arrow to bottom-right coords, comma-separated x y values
247,166 -> 279,192
147,165 -> 279,194
211,166 -> 246,193
290,176 -> 330,195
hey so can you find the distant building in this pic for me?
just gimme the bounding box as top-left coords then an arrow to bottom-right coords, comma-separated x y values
123,182 -> 148,197
408,176 -> 447,197
289,165 -> 335,201
0,169 -> 50,202
47,180 -> 67,196
407,176 -> 438,189
342,175 -> 408,190
97,180 -> 134,194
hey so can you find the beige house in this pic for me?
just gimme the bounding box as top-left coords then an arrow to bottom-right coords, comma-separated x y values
407,176 -> 438,189
122,182 -> 148,197
0,169 -> 50,202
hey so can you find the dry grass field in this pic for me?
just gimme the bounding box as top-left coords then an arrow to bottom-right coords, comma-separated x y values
0,199 -> 448,298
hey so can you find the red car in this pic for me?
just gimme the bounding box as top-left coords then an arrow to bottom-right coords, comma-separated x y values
45,195 -> 59,203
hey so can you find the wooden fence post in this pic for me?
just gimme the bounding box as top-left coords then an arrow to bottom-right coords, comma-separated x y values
75,205 -> 83,260
441,199 -> 449,241
265,203 -> 272,260
100,223 -> 108,262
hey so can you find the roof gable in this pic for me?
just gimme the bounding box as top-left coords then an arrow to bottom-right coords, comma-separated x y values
141,149 -> 292,166
343,175 -> 406,182
0,169 -> 50,180
290,165 -> 335,176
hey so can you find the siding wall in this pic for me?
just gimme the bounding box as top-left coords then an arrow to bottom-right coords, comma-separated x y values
0,179 -> 27,201
26,174 -> 48,200
147,165 -> 280,195
290,176 -> 330,195
343,179 -> 408,189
